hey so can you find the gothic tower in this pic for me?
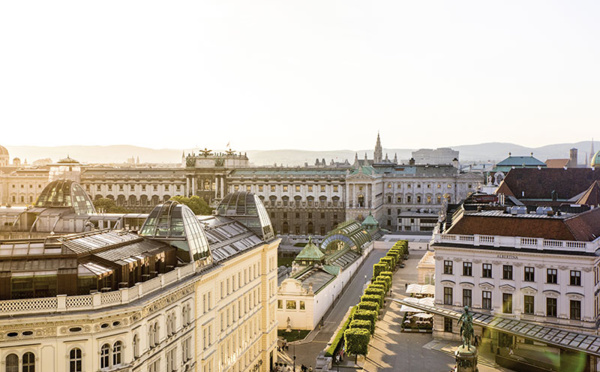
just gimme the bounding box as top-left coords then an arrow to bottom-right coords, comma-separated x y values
374,132 -> 383,163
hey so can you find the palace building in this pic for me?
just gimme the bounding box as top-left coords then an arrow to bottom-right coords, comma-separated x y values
0,192 -> 280,372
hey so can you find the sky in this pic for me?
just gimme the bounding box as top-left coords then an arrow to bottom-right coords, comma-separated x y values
1,1 -> 599,151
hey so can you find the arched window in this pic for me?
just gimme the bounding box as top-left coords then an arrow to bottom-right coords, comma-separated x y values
133,334 -> 140,358
182,306 -> 188,326
23,352 -> 35,372
154,323 -> 160,345
113,341 -> 122,366
148,324 -> 155,348
6,354 -> 18,372
187,304 -> 192,324
166,314 -> 172,335
70,348 -> 82,372
100,344 -> 110,369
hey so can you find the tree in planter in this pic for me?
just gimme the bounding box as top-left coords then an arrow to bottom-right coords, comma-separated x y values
350,319 -> 373,334
384,253 -> 397,268
344,328 -> 370,362
373,263 -> 387,279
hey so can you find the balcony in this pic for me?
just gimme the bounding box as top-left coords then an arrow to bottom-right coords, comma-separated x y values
433,233 -> 597,254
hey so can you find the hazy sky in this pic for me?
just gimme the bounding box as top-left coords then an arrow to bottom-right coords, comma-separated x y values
1,1 -> 599,151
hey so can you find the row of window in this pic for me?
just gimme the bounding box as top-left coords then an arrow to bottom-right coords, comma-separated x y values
220,262 -> 261,300
276,212 -> 338,220
86,184 -> 182,192
386,182 -> 459,189
11,184 -> 42,189
386,194 -> 449,205
443,288 -> 582,320
443,261 -> 582,285
220,288 -> 261,331
234,184 -> 341,193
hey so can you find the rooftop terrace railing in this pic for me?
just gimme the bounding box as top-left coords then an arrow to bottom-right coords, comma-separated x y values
433,233 -> 597,254
0,263 -> 197,317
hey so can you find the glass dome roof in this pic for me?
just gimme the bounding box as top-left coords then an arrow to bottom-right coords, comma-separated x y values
35,180 -> 96,215
139,201 -> 212,263
216,192 -> 274,241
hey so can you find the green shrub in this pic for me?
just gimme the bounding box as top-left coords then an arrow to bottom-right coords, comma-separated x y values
373,263 -> 386,278
381,257 -> 394,271
354,309 -> 378,325
374,279 -> 389,292
357,300 -> 380,313
325,306 -> 356,357
365,287 -> 385,299
349,319 -> 373,334
369,283 -> 385,292
344,328 -> 370,357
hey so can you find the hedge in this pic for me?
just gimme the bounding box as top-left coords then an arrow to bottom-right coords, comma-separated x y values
357,300 -> 380,313
378,275 -> 391,291
373,263 -> 387,278
354,308 -> 378,328
325,306 -> 356,357
344,328 -> 370,357
361,294 -> 383,308
350,319 -> 373,334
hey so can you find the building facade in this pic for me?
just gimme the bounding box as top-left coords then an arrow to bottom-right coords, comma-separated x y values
0,194 -> 280,372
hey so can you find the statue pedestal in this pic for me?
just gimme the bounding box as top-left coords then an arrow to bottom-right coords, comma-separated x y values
454,345 -> 478,372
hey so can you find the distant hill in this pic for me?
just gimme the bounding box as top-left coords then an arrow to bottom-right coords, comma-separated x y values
4,142 -> 594,167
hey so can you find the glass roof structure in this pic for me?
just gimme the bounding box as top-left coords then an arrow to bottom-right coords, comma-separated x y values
392,298 -> 600,358
201,216 -> 264,263
216,192 -> 274,241
139,201 -> 211,262
35,180 -> 96,215
321,220 -> 372,251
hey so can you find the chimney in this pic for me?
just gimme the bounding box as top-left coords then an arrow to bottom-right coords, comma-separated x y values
569,148 -> 578,168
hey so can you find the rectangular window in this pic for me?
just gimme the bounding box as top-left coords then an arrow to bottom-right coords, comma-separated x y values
308,185 -> 313,192
463,289 -> 472,308
283,185 -> 288,192
286,301 -> 297,310
320,185 -> 326,192
444,260 -> 453,275
443,287 -> 453,305
277,300 -> 282,309
299,301 -> 305,310
295,185 -> 300,192
271,185 -> 276,192
444,317 -> 453,332
259,185 -> 264,192
482,291 -> 492,310
524,295 -> 535,314
463,262 -> 472,276
570,300 -> 581,320
503,265 -> 513,280
570,270 -> 581,286
502,293 -> 512,313
524,267 -> 535,282
547,298 -> 557,317
333,185 -> 339,192
547,269 -> 558,284
482,264 -> 492,278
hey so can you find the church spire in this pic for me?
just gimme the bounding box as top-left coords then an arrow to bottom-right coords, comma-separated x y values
374,132 -> 383,163
591,139 -> 595,167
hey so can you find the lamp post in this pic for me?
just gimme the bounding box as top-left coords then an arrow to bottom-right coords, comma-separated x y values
293,341 -> 296,372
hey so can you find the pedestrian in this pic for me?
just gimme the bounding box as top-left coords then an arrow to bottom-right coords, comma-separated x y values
405,283 -> 408,289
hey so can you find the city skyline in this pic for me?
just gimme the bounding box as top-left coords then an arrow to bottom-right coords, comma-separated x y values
1,1 -> 599,151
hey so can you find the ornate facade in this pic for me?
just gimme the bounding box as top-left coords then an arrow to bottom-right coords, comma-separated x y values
0,194 -> 279,372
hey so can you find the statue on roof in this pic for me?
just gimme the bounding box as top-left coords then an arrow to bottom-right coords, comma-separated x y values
200,148 -> 213,157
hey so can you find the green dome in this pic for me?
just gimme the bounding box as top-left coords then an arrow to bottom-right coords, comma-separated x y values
592,151 -> 600,167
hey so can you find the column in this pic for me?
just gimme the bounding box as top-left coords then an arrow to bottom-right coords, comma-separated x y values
191,177 -> 196,196
220,176 -> 225,198
215,177 -> 219,199
186,177 -> 190,197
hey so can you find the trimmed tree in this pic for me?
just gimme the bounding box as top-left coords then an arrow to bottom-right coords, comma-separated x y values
325,306 -> 357,357
373,263 -> 387,279
357,300 -> 380,313
354,308 -> 378,332
365,287 -> 385,298
350,319 -> 373,334
361,294 -> 383,308
344,328 -> 371,362
381,257 -> 394,271
374,279 -> 389,293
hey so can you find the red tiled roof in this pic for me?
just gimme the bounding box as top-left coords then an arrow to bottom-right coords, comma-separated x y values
446,208 -> 600,242
496,168 -> 600,201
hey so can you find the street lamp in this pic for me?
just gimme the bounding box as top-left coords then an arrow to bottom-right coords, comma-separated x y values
293,341 -> 296,372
